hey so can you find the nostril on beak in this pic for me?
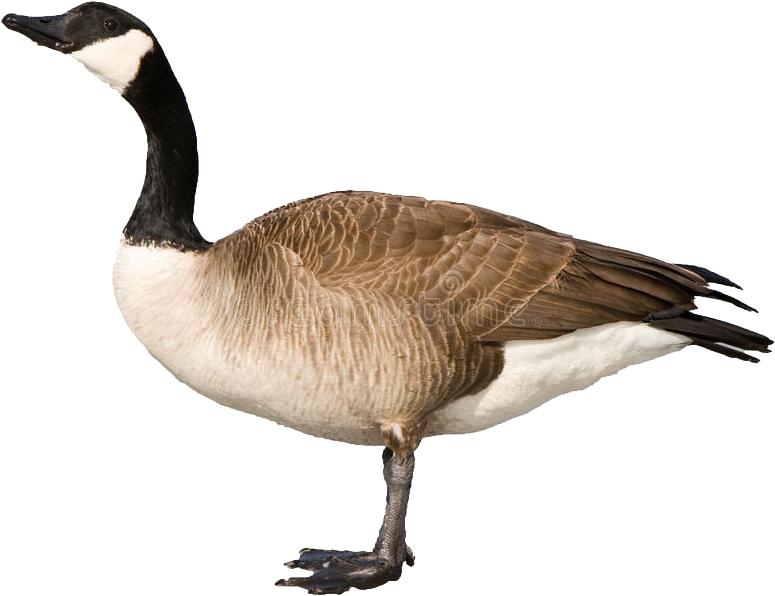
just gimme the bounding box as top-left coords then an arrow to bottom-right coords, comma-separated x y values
39,18 -> 53,24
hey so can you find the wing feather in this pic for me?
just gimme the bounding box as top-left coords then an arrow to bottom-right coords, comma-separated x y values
234,191 -> 718,341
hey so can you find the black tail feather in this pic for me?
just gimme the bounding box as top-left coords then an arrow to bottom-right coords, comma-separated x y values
705,289 -> 757,313
675,264 -> 743,290
646,310 -> 772,363
691,339 -> 761,363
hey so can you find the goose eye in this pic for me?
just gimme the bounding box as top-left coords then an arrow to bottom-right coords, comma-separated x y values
104,18 -> 118,31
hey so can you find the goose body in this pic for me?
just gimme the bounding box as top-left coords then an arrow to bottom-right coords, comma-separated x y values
4,4 -> 771,594
113,195 -> 692,447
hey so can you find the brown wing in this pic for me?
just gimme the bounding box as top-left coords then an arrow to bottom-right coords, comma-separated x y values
240,190 -> 719,341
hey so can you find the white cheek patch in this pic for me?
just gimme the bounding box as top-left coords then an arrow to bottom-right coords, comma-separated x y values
71,29 -> 154,93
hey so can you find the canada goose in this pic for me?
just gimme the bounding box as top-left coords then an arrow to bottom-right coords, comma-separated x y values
3,3 -> 772,594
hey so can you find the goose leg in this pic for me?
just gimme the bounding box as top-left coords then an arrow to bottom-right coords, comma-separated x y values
276,448 -> 415,594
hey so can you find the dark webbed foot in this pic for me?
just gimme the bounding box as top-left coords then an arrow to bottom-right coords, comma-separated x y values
276,546 -> 414,594
277,449 -> 416,593
285,547 -> 415,572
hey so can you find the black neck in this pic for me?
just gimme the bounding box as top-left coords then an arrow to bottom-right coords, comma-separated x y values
122,43 -> 210,251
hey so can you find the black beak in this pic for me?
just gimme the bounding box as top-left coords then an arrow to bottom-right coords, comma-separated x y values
3,12 -> 75,52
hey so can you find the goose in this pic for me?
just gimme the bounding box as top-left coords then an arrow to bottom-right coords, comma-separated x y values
3,3 -> 772,594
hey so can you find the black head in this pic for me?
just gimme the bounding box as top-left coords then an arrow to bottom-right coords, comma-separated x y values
4,3 -> 161,94
3,3 -> 151,54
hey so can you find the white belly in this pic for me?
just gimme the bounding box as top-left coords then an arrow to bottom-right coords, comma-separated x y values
426,322 -> 690,436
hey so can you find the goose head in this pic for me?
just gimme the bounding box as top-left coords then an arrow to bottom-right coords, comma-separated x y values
3,3 -> 155,94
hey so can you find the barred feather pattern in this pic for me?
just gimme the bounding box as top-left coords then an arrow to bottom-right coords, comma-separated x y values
114,191 -> 769,455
